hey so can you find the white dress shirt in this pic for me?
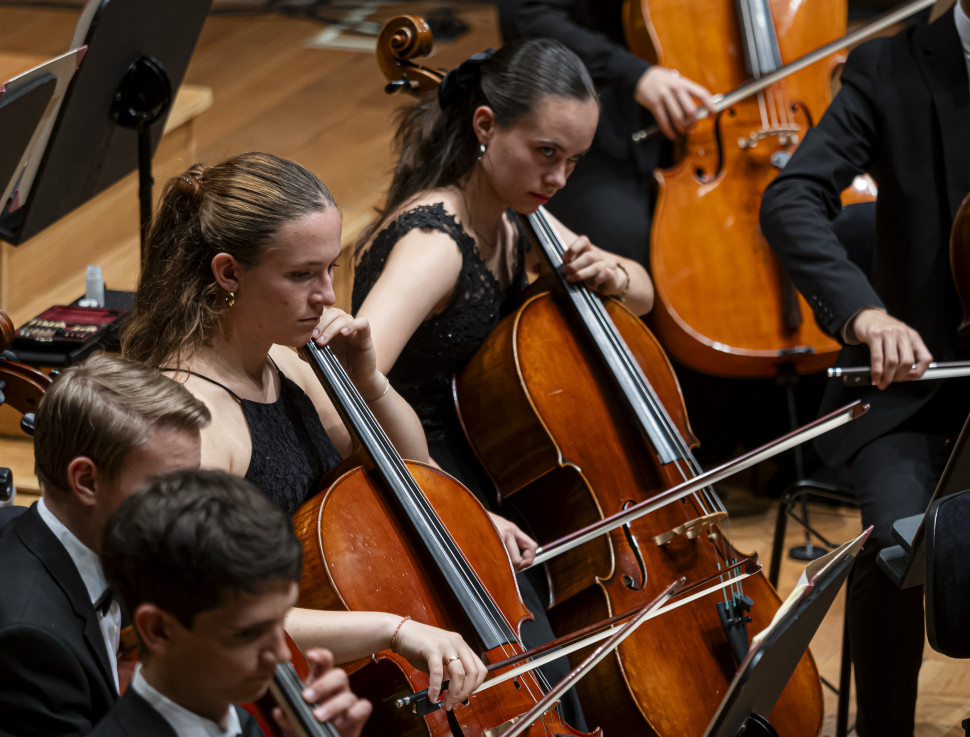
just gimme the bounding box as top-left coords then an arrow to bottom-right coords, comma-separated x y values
131,665 -> 243,737
956,1 -> 970,88
37,498 -> 121,693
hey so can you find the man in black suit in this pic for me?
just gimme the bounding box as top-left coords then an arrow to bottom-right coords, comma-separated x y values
760,2 -> 970,733
89,469 -> 371,737
0,355 -> 210,737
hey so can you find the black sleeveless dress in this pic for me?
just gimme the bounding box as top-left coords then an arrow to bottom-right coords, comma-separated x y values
172,366 -> 343,515
352,203 -> 526,509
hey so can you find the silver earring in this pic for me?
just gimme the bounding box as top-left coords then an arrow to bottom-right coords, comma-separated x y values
477,143 -> 487,161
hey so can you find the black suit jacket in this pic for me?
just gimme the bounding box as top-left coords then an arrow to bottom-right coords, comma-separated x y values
87,689 -> 262,737
760,11 -> 970,466
0,504 -> 118,736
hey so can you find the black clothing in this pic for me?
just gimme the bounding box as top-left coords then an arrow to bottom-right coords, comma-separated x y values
0,505 -> 117,737
761,12 -> 970,467
760,12 -> 970,735
88,689 -> 262,737
353,203 -> 525,450
180,367 -> 342,515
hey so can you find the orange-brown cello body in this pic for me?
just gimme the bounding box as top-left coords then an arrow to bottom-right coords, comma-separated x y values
625,0 -> 875,378
455,289 -> 823,737
293,462 -> 598,737
290,344 -> 597,737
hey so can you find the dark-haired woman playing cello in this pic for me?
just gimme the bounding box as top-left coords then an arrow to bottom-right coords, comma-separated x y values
353,38 -> 653,556
352,38 -> 654,728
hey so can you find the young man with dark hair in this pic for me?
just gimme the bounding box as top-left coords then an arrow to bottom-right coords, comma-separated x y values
90,468 -> 370,737
0,354 -> 210,737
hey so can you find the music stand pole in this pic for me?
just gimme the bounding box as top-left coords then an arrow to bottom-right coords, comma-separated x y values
109,56 -> 171,260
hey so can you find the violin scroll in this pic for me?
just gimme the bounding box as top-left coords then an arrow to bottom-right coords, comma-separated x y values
376,15 -> 444,95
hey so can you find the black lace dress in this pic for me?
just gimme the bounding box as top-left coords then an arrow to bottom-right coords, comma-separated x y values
352,203 -> 527,508
353,203 -> 588,730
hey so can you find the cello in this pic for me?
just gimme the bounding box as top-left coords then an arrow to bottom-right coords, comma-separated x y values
374,20 -> 824,737
0,309 -> 52,436
244,632 -> 345,737
291,341 -> 599,737
624,0 -> 875,378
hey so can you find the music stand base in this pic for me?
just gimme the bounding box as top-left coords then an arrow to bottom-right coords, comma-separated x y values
789,544 -> 828,561
740,714 -> 778,737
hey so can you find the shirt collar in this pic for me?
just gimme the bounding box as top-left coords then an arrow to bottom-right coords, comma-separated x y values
955,1 -> 970,59
37,497 -> 108,607
131,665 -> 243,737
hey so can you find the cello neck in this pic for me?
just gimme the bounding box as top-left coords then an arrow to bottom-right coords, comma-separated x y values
267,663 -> 341,737
527,208 -> 698,471
736,0 -> 783,78
299,342 -> 516,649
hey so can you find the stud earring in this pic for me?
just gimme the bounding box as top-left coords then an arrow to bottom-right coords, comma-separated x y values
225,291 -> 236,308
477,143 -> 487,161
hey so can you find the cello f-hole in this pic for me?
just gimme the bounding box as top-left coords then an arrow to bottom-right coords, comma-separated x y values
619,501 -> 648,592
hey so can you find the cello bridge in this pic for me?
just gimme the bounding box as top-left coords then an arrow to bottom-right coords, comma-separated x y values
737,126 -> 800,149
653,511 -> 728,547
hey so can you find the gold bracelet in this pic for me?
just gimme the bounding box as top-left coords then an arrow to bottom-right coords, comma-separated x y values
363,373 -> 391,402
389,615 -> 411,653
614,262 -> 631,301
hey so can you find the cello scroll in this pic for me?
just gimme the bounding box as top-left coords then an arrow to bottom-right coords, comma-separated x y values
376,16 -> 443,95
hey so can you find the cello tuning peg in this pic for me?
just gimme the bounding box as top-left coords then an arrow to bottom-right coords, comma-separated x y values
20,412 -> 35,436
384,77 -> 412,95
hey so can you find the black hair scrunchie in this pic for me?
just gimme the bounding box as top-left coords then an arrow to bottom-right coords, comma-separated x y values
437,49 -> 496,110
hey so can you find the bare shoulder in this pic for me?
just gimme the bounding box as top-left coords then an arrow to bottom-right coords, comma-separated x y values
164,368 -> 251,474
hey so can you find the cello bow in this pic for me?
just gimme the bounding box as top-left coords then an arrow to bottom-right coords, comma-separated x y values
631,0 -> 937,142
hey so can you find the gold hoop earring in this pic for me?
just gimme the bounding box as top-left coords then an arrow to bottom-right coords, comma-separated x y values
225,291 -> 236,308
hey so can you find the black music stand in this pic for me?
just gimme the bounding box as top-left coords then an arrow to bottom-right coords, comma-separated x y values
876,412 -> 970,589
1,49 -> 83,212
0,0 -> 211,254
703,531 -> 867,737
0,77 -> 54,210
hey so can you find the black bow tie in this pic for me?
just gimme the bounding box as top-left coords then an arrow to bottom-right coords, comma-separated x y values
95,588 -> 113,616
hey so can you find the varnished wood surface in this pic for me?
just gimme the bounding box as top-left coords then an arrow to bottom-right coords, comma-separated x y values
0,3 -> 968,734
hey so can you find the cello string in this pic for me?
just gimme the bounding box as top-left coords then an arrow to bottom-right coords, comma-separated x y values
313,345 -> 559,716
738,0 -> 771,130
533,212 -> 752,613
316,345 -> 517,643
532,213 -> 738,607
535,210 -> 724,520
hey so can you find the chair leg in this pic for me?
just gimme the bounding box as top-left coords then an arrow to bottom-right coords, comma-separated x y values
769,491 -> 791,588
